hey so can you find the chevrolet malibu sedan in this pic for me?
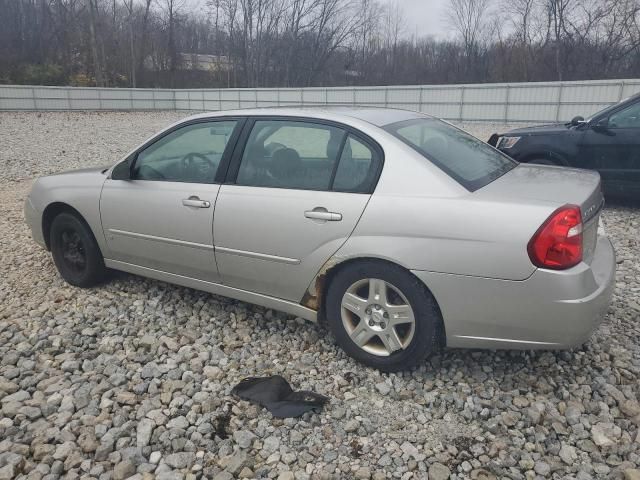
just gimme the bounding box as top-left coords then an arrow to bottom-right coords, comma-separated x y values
25,108 -> 616,371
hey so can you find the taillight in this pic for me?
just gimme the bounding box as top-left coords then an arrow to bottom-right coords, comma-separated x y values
527,205 -> 583,269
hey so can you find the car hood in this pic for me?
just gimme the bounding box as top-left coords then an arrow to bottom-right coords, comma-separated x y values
502,123 -> 570,136
48,166 -> 111,177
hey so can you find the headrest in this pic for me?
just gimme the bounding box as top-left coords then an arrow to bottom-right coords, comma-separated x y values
271,148 -> 301,177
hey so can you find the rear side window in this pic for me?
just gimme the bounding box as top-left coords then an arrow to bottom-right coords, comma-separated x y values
236,120 -> 343,190
235,120 -> 381,193
384,118 -> 517,191
333,136 -> 376,193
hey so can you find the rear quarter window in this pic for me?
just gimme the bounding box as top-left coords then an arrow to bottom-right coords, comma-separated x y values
384,118 -> 517,191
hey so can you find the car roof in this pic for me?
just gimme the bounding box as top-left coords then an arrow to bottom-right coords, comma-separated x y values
186,106 -> 429,127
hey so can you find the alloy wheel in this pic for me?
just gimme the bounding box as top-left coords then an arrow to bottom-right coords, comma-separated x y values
340,278 -> 416,356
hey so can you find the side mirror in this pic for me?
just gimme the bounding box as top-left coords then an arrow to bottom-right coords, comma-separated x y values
111,158 -> 132,180
570,115 -> 584,126
592,117 -> 609,132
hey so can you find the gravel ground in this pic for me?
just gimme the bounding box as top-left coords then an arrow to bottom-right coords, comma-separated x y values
1,111 -> 639,480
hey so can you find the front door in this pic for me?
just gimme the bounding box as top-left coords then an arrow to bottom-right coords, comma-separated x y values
580,100 -> 640,196
213,118 -> 382,301
100,119 -> 241,282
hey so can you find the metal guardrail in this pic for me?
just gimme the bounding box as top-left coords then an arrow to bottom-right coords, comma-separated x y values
1,79 -> 639,123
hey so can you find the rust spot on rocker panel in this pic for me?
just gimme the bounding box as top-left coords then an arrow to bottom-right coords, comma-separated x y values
301,257 -> 340,313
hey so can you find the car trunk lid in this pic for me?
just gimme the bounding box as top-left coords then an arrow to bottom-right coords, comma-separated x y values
476,164 -> 604,264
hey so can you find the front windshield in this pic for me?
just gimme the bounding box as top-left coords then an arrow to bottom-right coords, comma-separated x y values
586,93 -> 640,123
384,118 -> 517,191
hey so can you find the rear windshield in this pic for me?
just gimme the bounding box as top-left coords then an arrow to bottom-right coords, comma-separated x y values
384,118 -> 517,191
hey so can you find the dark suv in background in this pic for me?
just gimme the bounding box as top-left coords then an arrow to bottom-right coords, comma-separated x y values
489,93 -> 640,199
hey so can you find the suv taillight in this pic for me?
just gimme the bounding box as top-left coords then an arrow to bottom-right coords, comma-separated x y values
527,205 -> 583,269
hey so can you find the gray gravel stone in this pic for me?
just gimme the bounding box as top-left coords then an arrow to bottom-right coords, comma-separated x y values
113,460 -> 136,480
429,462 -> 451,480
164,452 -> 196,469
233,430 -> 256,449
136,418 -> 155,447
592,422 -> 622,447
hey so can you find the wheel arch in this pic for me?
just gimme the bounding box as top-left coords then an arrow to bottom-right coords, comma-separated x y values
42,202 -> 96,251
519,150 -> 570,166
303,255 -> 446,343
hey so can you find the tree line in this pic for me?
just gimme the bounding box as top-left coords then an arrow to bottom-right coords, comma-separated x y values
0,0 -> 639,88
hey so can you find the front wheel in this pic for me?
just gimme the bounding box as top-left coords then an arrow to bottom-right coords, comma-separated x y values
326,261 -> 442,372
50,212 -> 106,288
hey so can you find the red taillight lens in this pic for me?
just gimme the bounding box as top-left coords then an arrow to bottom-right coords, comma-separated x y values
527,205 -> 583,269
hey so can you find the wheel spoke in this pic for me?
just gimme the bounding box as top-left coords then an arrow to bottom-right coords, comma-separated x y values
349,321 -> 375,347
379,328 -> 403,353
341,292 -> 368,317
368,279 -> 387,304
386,304 -> 414,325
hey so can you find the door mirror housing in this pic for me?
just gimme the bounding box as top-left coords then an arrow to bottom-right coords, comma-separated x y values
111,157 -> 133,180
569,115 -> 584,126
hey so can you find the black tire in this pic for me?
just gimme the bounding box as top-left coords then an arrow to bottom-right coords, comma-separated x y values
50,212 -> 106,288
326,260 -> 442,372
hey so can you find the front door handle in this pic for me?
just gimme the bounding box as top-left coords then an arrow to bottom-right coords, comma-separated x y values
305,208 -> 342,221
182,196 -> 210,208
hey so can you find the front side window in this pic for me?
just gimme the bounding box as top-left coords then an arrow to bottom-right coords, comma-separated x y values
134,120 -> 238,183
236,120 -> 345,190
609,101 -> 640,128
384,118 -> 517,191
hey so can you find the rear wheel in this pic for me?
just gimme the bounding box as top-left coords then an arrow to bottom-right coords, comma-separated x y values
50,212 -> 106,287
326,261 -> 442,372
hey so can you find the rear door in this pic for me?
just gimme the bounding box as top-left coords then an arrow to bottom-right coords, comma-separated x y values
579,99 -> 640,196
213,118 -> 382,301
100,118 -> 243,282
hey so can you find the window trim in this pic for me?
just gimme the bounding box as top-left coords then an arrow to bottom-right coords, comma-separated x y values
223,115 -> 384,194
114,117 -> 247,184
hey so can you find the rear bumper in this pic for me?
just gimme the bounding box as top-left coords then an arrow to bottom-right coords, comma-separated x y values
412,235 -> 616,349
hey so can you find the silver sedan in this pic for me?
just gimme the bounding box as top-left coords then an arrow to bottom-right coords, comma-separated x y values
24,108 -> 616,371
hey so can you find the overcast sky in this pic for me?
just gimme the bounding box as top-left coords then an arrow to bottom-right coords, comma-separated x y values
189,0 -> 453,40
380,0 -> 451,39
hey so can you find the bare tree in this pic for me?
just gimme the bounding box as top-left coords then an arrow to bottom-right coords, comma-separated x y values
382,0 -> 405,82
87,0 -> 106,86
2,0 -> 640,87
502,0 -> 540,79
162,0 -> 184,87
446,0 -> 491,56
122,0 -> 136,87
545,0 -> 575,80
445,0 -> 492,80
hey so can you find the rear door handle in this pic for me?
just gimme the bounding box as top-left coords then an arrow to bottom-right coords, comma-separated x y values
182,196 -> 210,208
305,208 -> 342,221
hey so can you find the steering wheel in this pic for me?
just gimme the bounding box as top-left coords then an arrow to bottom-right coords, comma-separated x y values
182,153 -> 215,181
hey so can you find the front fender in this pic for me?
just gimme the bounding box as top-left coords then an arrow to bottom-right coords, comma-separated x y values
509,139 -> 577,166
28,170 -> 109,256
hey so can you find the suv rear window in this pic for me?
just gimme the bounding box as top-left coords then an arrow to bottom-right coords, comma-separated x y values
384,118 -> 517,191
